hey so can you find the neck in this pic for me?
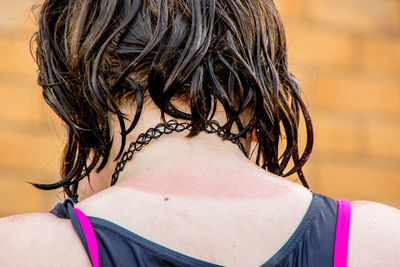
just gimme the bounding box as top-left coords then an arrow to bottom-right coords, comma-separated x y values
111,118 -> 248,185
120,129 -> 250,180
78,100 -> 262,200
116,131 -> 287,200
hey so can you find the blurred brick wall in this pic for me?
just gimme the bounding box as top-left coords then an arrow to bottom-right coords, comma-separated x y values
0,0 -> 64,217
276,0 -> 400,207
0,0 -> 399,217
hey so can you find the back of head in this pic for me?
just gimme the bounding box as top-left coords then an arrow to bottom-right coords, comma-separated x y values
33,0 -> 313,200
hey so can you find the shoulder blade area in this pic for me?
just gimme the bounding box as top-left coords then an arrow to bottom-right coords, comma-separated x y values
0,213 -> 91,267
348,201 -> 400,267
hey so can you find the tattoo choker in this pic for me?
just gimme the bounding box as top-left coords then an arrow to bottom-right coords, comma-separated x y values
111,119 -> 247,185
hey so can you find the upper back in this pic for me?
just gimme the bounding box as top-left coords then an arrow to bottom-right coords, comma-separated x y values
72,178 -> 315,266
1,185 -> 400,266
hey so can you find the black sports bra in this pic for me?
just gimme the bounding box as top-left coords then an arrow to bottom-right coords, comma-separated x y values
50,192 -> 351,266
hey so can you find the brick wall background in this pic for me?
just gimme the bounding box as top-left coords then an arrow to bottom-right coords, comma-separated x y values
0,0 -> 64,216
0,0 -> 399,217
277,0 -> 400,207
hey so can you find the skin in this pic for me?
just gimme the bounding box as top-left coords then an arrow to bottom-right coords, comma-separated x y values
0,99 -> 400,266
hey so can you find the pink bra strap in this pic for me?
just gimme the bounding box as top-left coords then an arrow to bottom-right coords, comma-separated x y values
333,199 -> 351,267
74,208 -> 99,267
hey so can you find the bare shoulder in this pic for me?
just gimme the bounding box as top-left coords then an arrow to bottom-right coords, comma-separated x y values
348,200 -> 400,267
0,213 -> 91,266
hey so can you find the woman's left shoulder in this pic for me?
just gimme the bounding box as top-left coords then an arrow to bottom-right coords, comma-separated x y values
0,213 -> 91,266
347,200 -> 400,267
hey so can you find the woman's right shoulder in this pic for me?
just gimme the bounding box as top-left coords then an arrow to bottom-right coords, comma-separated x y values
0,213 -> 91,266
348,200 -> 400,267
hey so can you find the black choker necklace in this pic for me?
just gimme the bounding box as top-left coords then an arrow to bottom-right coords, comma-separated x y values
111,119 -> 247,185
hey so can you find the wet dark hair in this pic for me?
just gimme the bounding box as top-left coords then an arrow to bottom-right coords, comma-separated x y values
32,0 -> 313,200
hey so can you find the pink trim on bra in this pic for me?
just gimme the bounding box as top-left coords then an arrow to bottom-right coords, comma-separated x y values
333,199 -> 351,267
74,208 -> 99,267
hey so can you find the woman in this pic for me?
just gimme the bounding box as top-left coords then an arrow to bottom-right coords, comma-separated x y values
1,0 -> 399,266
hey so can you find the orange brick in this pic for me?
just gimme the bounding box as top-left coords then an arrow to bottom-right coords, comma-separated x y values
0,174 -> 62,217
0,1 -> 27,29
311,113 -> 361,155
0,130 -> 63,173
312,73 -> 400,114
361,37 -> 400,75
274,0 -> 305,19
285,20 -> 357,69
306,0 -> 400,34
365,118 -> 400,159
0,36 -> 37,76
0,77 -> 59,127
301,160 -> 319,188
288,61 -> 318,98
0,176 -> 46,216
0,83 -> 43,124
311,159 -> 400,202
